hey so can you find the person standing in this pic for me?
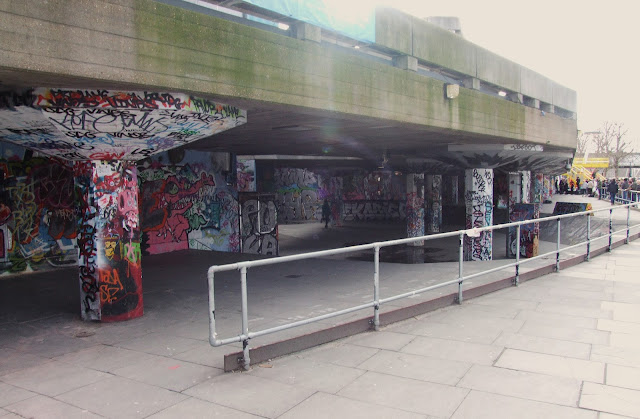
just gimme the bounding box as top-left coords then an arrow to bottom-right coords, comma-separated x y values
607,179 -> 619,205
321,199 -> 331,228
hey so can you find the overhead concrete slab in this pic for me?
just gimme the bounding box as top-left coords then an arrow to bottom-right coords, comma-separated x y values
0,89 -> 246,160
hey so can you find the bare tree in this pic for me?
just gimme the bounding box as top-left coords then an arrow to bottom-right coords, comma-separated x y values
590,122 -> 633,177
576,132 -> 589,154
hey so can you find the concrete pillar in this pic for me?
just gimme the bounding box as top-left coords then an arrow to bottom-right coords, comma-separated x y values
450,175 -> 459,205
521,171 -> 531,203
293,22 -> 321,43
508,172 -> 521,214
426,175 -> 442,233
75,161 -> 143,322
406,173 -> 425,263
533,173 -> 544,203
464,168 -> 493,261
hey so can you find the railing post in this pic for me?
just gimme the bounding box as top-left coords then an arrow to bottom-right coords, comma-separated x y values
556,218 -> 561,272
608,208 -> 613,252
626,204 -> 631,244
208,268 -> 217,345
586,214 -> 591,262
514,224 -> 521,286
457,232 -> 464,304
373,245 -> 380,331
240,266 -> 251,370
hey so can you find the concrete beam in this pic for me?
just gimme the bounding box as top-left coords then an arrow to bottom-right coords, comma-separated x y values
293,22 -> 321,43
392,55 -> 418,72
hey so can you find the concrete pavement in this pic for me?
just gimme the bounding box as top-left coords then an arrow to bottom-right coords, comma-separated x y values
1,196 -> 640,417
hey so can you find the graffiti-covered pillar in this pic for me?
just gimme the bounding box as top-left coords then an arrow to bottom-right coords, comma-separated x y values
508,172 -> 521,214
450,175 -> 459,206
521,171 -> 531,203
426,175 -> 442,233
75,161 -> 142,322
464,168 -> 493,261
406,173 -> 425,242
533,173 -> 544,203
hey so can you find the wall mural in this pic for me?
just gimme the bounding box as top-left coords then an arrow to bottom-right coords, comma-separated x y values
0,144 -> 77,275
464,168 -> 493,261
507,203 -> 540,258
77,161 -> 143,321
138,150 -> 240,255
237,158 -> 256,192
0,89 -> 246,161
240,194 -> 278,255
274,168 -> 404,224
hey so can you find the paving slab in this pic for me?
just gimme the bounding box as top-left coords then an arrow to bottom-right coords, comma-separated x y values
4,395 -> 101,419
184,373 -> 316,418
493,331 -> 592,359
400,336 -> 503,365
337,371 -> 468,417
111,354 -> 223,392
495,348 -> 604,383
606,364 -> 640,391
356,349 -> 471,385
457,364 -> 582,406
247,356 -> 365,394
296,341 -> 379,368
0,361 -> 109,397
451,391 -> 597,419
55,375 -> 188,419
147,397 -> 260,419
279,392 -> 428,419
0,382 -> 36,408
579,382 -> 640,418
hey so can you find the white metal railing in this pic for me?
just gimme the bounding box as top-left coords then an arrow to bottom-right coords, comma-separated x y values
208,201 -> 640,369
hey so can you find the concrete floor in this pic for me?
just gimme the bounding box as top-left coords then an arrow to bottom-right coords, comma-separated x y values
1,195 -> 639,417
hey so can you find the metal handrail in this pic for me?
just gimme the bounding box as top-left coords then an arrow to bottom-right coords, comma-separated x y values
208,200 -> 640,369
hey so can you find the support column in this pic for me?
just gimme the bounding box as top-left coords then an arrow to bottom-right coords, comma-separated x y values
450,175 -> 459,205
464,169 -> 493,261
406,173 -> 425,262
533,173 -> 544,203
521,171 -> 531,203
508,172 -> 521,214
426,175 -> 442,233
75,161 -> 143,322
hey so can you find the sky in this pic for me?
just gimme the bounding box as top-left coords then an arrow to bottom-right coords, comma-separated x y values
372,0 -> 640,150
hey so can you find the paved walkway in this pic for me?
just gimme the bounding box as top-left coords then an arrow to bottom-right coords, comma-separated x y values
1,243 -> 640,417
1,195 -> 640,418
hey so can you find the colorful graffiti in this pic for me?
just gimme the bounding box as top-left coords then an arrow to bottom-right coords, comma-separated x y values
464,168 -> 493,261
343,172 -> 404,201
426,175 -> 442,233
240,194 -> 278,255
521,171 -> 531,203
138,150 -> 239,254
0,144 -> 77,275
552,202 -> 593,215
342,201 -> 405,221
237,158 -> 256,193
533,173 -> 544,203
406,174 -> 425,240
0,89 -> 246,161
507,203 -> 540,258
74,160 -> 143,321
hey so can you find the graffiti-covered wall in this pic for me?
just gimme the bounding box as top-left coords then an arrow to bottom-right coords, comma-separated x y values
274,168 -> 405,224
507,203 -> 540,259
0,143 -> 77,275
138,150 -> 240,255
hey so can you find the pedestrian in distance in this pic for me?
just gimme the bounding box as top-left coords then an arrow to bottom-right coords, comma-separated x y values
321,199 -> 331,228
607,179 -> 619,205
